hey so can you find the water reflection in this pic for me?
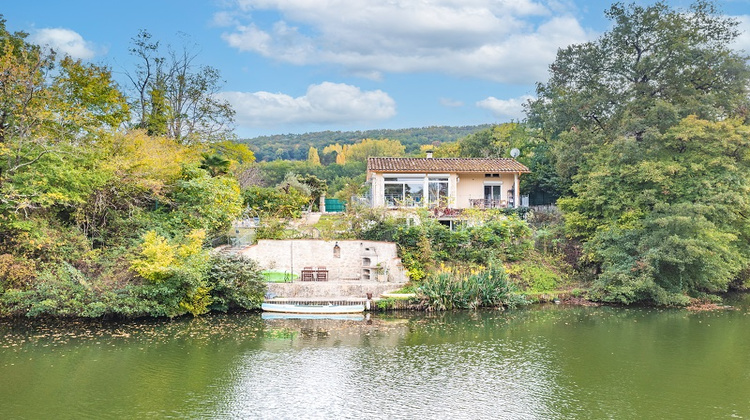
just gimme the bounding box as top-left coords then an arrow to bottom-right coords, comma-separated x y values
1,303 -> 750,419
214,313 -> 570,419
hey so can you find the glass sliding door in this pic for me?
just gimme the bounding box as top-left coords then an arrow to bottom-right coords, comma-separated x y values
484,184 -> 503,208
405,180 -> 423,206
384,183 -> 403,206
428,177 -> 449,207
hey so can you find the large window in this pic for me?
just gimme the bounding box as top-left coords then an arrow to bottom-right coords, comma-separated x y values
384,177 -> 423,207
428,176 -> 449,207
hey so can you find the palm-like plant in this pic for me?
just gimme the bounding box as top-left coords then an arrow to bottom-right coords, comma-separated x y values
200,153 -> 230,176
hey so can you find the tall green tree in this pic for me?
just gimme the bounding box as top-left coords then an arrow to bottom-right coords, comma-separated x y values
575,117 -> 750,304
0,18 -> 53,181
0,17 -> 128,218
458,123 -> 525,158
528,0 -> 749,185
52,57 -> 130,137
527,1 -> 750,304
298,174 -> 327,210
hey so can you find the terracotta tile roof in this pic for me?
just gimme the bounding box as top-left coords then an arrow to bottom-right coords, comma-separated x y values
367,157 -> 530,173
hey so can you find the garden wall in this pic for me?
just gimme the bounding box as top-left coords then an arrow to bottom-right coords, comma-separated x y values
238,239 -> 408,283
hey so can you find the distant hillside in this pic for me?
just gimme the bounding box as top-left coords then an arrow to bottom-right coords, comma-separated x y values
239,124 -> 493,161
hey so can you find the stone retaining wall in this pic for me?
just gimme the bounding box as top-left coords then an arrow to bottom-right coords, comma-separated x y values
266,281 -> 402,299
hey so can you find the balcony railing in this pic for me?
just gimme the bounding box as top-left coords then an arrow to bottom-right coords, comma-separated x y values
384,194 -> 422,207
469,199 -> 508,209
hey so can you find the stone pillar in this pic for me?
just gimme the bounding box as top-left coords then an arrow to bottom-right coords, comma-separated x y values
320,194 -> 326,213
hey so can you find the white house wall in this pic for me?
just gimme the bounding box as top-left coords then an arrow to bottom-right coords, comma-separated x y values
454,173 -> 516,208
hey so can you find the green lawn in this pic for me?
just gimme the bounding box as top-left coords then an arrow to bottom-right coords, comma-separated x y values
262,271 -> 298,282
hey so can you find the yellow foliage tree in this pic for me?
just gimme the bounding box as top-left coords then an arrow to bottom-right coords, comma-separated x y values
129,230 -> 177,283
323,143 -> 344,165
104,130 -> 196,196
307,146 -> 321,166
130,229 -> 212,316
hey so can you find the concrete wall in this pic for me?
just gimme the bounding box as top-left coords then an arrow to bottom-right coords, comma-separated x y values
238,239 -> 407,283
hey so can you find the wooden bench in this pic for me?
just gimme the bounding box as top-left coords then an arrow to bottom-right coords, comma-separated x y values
301,266 -> 329,281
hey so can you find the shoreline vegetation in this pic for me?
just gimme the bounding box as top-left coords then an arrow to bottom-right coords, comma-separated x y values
2,1 -> 750,319
0,205 -> 735,320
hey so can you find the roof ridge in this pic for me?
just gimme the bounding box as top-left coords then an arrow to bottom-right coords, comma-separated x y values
368,157 -> 516,159
366,156 -> 530,173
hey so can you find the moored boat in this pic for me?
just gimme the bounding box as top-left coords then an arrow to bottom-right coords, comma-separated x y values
261,302 -> 365,314
261,312 -> 365,321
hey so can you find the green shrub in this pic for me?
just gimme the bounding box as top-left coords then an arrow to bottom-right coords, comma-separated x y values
376,297 -> 396,310
0,263 -> 106,318
417,266 -> 525,310
206,254 -> 266,311
243,185 -> 309,219
255,218 -> 290,240
169,171 -> 243,235
506,260 -> 561,292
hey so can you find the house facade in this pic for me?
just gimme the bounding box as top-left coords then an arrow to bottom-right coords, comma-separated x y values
366,156 -> 531,209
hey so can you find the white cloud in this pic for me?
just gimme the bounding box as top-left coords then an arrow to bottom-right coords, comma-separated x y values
220,0 -> 592,83
29,28 -> 97,60
218,82 -> 396,128
476,95 -> 534,120
731,15 -> 750,54
440,97 -> 464,107
212,11 -> 240,27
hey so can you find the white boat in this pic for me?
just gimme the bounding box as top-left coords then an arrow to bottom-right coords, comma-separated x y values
261,302 -> 365,314
261,312 -> 365,321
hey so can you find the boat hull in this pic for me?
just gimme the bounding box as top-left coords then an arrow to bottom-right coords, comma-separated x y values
261,312 -> 365,321
261,302 -> 365,314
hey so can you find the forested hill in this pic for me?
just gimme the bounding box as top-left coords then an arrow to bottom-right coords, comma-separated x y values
240,124 -> 493,161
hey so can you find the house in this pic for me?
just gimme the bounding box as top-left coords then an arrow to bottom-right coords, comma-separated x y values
366,155 -> 530,209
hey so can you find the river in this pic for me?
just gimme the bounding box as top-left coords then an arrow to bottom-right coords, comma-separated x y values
2,296 -> 750,419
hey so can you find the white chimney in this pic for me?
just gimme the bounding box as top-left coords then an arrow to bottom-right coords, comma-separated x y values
426,151 -> 433,158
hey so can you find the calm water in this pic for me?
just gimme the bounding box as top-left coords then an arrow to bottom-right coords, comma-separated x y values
2,297 -> 750,419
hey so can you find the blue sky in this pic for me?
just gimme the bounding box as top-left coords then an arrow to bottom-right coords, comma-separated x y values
4,0 -> 750,139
